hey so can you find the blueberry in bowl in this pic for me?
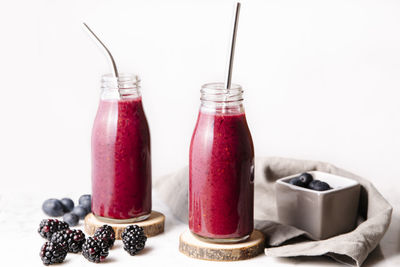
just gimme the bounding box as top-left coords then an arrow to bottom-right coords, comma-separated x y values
276,171 -> 360,240
308,180 -> 331,191
298,173 -> 313,187
288,172 -> 331,191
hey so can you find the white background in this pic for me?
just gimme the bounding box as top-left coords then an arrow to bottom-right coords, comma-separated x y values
0,0 -> 399,266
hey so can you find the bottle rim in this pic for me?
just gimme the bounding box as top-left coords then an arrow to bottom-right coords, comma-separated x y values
101,73 -> 141,90
201,82 -> 243,103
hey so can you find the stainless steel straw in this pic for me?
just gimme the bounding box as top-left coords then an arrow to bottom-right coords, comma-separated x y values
83,23 -> 120,88
225,2 -> 241,90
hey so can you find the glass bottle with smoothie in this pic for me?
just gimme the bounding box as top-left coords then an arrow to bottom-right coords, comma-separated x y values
91,73 -> 151,223
189,82 -> 254,242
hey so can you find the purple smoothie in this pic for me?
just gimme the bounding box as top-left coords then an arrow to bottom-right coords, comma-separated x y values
189,110 -> 254,240
91,97 -> 151,220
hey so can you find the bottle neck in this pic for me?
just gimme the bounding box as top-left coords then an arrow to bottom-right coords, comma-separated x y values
200,82 -> 244,114
100,73 -> 141,100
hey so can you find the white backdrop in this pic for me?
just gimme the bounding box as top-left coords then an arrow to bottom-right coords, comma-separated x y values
1,0 -> 399,202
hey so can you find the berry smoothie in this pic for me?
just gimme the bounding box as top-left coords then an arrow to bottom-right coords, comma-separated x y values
189,110 -> 254,241
91,97 -> 151,221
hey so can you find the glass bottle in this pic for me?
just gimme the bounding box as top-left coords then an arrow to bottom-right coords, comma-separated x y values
189,82 -> 254,242
91,73 -> 151,223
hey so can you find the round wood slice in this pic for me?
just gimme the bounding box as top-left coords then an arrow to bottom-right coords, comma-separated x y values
84,211 -> 165,239
179,230 -> 265,261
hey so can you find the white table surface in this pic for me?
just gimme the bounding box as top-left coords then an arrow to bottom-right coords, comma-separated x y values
1,189 -> 398,267
2,0 -> 400,266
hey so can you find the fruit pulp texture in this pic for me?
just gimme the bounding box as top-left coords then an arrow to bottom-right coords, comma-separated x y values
189,110 -> 254,239
92,97 -> 151,219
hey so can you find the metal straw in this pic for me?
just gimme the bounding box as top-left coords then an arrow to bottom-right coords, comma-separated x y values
83,23 -> 119,81
225,2 -> 241,90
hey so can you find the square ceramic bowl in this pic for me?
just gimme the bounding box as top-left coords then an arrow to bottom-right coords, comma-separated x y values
275,171 -> 360,240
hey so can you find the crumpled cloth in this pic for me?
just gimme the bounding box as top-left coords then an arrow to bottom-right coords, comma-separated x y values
154,157 -> 392,266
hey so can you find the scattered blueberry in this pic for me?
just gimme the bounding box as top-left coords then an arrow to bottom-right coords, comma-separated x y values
79,194 -> 91,212
79,194 -> 91,205
72,205 -> 89,219
60,198 -> 74,213
80,199 -> 91,213
289,177 -> 305,187
42,199 -> 65,217
63,212 -> 79,227
308,180 -> 331,191
298,173 -> 313,187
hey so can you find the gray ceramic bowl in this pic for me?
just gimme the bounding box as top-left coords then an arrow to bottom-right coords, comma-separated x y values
275,171 -> 360,240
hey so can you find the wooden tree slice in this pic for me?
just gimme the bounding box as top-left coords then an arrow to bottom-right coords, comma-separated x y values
84,211 -> 165,239
179,230 -> 265,261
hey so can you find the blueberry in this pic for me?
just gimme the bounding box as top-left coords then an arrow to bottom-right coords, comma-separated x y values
60,198 -> 74,213
63,212 -> 79,227
79,195 -> 91,211
288,177 -> 305,187
79,194 -> 91,205
308,180 -> 331,191
42,199 -> 65,217
72,205 -> 89,219
298,173 -> 313,187
79,199 -> 92,212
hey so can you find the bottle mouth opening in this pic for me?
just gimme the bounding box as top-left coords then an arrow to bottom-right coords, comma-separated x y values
101,73 -> 141,89
201,82 -> 243,102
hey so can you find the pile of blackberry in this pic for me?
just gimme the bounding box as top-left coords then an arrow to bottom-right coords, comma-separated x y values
38,219 -> 147,265
122,225 -> 147,256
38,219 -> 82,265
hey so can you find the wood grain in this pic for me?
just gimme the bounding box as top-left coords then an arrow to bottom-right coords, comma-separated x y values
179,230 -> 265,261
84,211 -> 165,239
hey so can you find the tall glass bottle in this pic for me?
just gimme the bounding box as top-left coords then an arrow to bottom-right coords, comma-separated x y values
91,73 -> 151,223
189,82 -> 254,242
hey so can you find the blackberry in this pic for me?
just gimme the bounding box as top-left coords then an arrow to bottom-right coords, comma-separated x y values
82,237 -> 109,263
40,241 -> 68,265
122,225 -> 147,256
94,225 -> 115,249
50,229 -> 86,253
38,219 -> 69,240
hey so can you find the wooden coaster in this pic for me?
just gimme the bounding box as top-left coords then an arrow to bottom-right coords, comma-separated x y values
84,211 -> 165,239
179,230 -> 265,261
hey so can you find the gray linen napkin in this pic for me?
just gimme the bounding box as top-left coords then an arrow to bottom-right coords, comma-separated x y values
154,157 -> 392,266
